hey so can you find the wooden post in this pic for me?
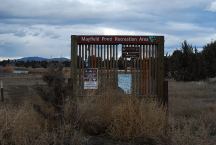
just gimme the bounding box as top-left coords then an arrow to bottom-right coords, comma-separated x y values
163,80 -> 168,106
157,36 -> 164,103
71,35 -> 78,97
1,80 -> 4,102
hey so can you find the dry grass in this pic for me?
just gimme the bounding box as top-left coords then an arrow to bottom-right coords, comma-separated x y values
169,80 -> 216,145
170,118 -> 209,145
0,102 -> 83,145
0,103 -> 44,145
108,97 -> 166,140
0,79 -> 216,145
76,94 -> 167,142
0,95 -> 167,145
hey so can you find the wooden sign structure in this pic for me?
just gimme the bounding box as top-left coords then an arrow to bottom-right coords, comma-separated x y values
71,35 -> 167,104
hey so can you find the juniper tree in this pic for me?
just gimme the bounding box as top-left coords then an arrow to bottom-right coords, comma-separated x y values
34,63 -> 69,127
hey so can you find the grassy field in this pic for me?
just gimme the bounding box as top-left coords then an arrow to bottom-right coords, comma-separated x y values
0,74 -> 216,145
169,80 -> 216,145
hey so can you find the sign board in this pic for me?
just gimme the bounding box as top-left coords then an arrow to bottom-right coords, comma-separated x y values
84,68 -> 98,89
76,35 -> 160,44
122,47 -> 140,58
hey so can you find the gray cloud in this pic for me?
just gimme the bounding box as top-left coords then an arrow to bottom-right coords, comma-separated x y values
0,0 -> 216,58
207,1 -> 216,11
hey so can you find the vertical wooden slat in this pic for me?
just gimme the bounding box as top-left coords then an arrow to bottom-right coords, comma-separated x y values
91,44 -> 93,68
97,45 -> 99,68
79,45 -> 82,69
139,45 -> 142,96
107,44 -> 109,70
103,45 -> 106,69
93,44 -> 96,68
93,45 -> 94,68
148,45 -> 150,95
89,44 -> 91,67
112,45 -> 115,69
142,45 -> 145,96
87,44 -> 90,67
102,45 -> 103,68
78,45 -> 81,91
90,44 -> 92,68
153,45 -> 156,96
105,44 -> 107,88
141,45 -> 143,95
149,45 -> 152,95
140,45 -> 142,96
137,45 -> 140,95
145,45 -> 147,95
110,45 -> 112,69
132,45 -> 136,96
108,44 -> 110,70
124,45 -> 127,73
155,44 -> 158,96
151,45 -> 153,95
81,45 -> 84,69
85,44 -> 87,68
144,44 -> 147,96
71,35 -> 78,97
142,45 -> 144,95
88,44 -> 90,67
146,45 -> 149,96
107,45 -> 110,78
116,45 -> 118,69
115,45 -> 118,88
100,45 -> 102,68
152,45 -> 154,95
81,45 -> 84,96
157,36 -> 164,102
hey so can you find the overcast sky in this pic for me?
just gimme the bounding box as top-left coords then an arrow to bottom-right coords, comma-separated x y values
0,0 -> 216,60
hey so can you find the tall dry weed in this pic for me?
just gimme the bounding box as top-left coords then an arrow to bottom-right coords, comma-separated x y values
75,95 -> 167,142
108,97 -> 167,140
0,104 -> 44,145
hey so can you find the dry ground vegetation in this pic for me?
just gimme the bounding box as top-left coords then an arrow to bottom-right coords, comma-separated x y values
169,79 -> 216,145
0,92 -> 167,145
0,74 -> 216,145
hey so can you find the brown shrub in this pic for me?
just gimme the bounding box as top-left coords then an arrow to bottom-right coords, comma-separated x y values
108,97 -> 167,141
75,95 -> 167,142
2,65 -> 14,73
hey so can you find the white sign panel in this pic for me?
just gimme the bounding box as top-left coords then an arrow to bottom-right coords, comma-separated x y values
84,68 -> 98,89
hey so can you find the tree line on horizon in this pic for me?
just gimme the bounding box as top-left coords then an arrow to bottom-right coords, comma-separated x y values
165,40 -> 216,81
1,40 -> 216,81
0,60 -> 71,68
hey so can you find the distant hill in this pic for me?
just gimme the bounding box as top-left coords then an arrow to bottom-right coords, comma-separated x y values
17,57 -> 69,62
49,57 -> 70,62
17,57 -> 48,62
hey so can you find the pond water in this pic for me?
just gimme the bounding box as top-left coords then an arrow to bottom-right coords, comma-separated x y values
118,74 -> 132,94
13,70 -> 29,74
